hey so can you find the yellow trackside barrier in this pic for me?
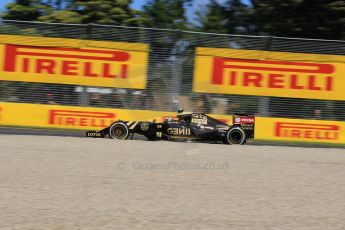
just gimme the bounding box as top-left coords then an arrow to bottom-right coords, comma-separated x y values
255,117 -> 345,144
1,102 -> 344,144
0,102 -> 173,130
0,102 -> 235,130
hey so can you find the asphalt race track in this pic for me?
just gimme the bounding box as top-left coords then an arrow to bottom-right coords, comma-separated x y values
0,128 -> 345,229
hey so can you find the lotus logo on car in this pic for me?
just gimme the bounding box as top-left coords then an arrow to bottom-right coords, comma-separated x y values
86,132 -> 103,137
275,122 -> 340,140
140,122 -> 149,131
49,110 -> 116,128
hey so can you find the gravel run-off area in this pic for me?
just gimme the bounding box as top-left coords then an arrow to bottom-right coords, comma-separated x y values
0,134 -> 345,229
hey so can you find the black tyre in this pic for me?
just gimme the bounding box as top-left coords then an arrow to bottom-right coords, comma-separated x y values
224,126 -> 246,145
109,122 -> 129,140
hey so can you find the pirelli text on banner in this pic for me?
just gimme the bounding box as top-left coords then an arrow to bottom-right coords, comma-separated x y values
49,110 -> 117,128
275,122 -> 339,141
193,47 -> 345,100
255,117 -> 345,144
0,35 -> 149,89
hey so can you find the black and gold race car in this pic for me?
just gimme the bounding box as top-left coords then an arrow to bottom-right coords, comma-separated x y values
86,110 -> 255,145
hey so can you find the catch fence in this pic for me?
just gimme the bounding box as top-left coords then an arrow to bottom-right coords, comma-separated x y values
1,20 -> 345,121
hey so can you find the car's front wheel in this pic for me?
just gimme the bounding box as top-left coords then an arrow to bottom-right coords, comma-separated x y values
224,126 -> 246,145
109,122 -> 129,140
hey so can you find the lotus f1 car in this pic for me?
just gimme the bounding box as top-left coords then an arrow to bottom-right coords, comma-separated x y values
86,111 -> 255,145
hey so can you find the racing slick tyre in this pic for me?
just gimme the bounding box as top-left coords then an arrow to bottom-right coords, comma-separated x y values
224,126 -> 246,145
109,122 -> 130,140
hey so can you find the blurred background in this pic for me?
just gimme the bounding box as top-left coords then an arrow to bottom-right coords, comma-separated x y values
0,0 -> 345,122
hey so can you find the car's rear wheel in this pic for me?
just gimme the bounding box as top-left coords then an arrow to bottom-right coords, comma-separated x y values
224,126 -> 246,145
109,122 -> 129,140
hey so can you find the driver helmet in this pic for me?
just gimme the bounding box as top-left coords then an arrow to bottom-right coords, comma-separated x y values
177,108 -> 184,114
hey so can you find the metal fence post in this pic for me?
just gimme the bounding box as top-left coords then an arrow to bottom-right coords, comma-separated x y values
78,23 -> 94,107
170,30 -> 185,111
258,36 -> 273,116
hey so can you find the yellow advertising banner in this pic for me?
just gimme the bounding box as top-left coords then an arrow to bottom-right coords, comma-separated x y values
0,35 -> 148,89
1,102 -> 344,144
255,117 -> 345,144
0,102 -> 174,130
0,102 -> 234,130
193,47 -> 345,100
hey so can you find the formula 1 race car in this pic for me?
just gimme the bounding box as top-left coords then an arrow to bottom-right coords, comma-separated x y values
86,110 -> 255,145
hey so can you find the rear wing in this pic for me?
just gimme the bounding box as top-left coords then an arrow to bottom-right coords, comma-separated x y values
233,114 -> 255,139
